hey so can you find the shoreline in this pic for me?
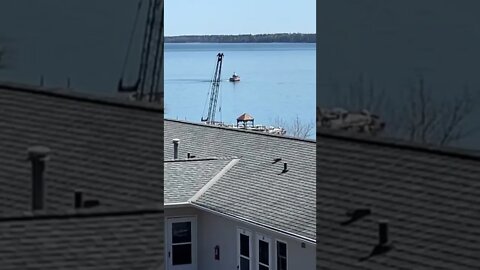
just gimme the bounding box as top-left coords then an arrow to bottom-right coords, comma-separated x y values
165,33 -> 316,43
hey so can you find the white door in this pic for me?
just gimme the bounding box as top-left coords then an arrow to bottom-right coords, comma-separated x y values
167,217 -> 197,270
237,228 -> 252,270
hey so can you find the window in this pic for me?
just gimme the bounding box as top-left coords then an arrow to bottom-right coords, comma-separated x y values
171,221 -> 192,265
238,229 -> 252,270
257,234 -> 271,270
276,241 -> 287,270
258,239 -> 270,269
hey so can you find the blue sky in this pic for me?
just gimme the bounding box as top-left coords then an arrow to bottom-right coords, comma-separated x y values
165,0 -> 316,36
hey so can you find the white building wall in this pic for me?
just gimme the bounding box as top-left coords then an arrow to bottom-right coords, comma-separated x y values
165,206 -> 316,270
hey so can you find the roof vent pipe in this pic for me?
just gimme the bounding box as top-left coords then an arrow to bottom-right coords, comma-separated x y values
27,146 -> 51,211
173,139 -> 180,159
74,190 -> 83,209
282,162 -> 289,173
379,220 -> 389,245
358,219 -> 393,261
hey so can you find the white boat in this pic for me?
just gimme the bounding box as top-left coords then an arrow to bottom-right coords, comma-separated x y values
229,72 -> 240,82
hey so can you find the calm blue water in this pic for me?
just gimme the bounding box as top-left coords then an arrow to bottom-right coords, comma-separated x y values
164,43 -> 316,139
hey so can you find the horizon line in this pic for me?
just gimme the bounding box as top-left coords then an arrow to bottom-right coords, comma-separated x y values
165,32 -> 316,37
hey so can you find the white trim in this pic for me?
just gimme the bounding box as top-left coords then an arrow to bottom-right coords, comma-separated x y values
188,158 -> 240,202
256,233 -> 272,270
166,216 -> 198,270
274,239 -> 288,270
164,156 -> 316,245
237,227 -> 252,270
166,214 -> 197,220
164,202 -> 190,208
164,218 -> 168,270
191,202 -> 316,245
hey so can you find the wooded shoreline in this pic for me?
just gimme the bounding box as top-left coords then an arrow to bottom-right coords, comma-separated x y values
165,33 -> 316,43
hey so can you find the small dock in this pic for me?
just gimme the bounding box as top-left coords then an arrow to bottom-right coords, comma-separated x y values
205,113 -> 286,135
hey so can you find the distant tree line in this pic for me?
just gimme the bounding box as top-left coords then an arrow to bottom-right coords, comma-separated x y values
165,33 -> 316,43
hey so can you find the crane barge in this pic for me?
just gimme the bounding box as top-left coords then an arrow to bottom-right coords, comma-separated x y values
201,53 -> 286,135
201,53 -> 224,124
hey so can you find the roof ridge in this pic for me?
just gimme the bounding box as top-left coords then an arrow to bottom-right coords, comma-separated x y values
188,158 -> 240,202
0,81 -> 163,112
318,128 -> 480,161
165,119 -> 316,143
164,156 -> 239,163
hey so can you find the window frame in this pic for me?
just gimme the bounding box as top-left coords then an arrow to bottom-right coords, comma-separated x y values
237,228 -> 252,270
171,221 -> 193,265
165,215 -> 198,269
275,239 -> 288,270
256,233 -> 272,270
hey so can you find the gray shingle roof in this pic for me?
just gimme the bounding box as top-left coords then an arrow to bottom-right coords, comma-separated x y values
164,119 -> 316,242
164,158 -> 236,204
0,82 -> 163,215
0,207 -> 164,270
317,129 -> 480,269
0,82 -> 163,269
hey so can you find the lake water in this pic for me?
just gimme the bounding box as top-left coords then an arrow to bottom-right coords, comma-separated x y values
164,43 -> 316,139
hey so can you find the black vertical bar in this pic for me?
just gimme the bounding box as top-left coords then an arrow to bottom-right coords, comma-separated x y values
379,221 -> 388,244
31,160 -> 45,210
75,190 -> 83,209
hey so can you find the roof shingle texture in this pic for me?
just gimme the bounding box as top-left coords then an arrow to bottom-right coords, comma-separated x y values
164,158 -> 234,204
165,119 -> 316,241
0,85 -> 163,215
0,83 -> 164,269
0,210 -> 164,270
317,131 -> 480,269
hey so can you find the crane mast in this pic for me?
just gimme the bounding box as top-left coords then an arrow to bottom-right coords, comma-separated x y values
201,53 -> 224,124
118,0 -> 163,103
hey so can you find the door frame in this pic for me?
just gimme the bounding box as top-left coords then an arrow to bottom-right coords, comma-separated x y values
274,239 -> 288,270
166,216 -> 198,270
237,227 -> 253,270
255,233 -> 272,270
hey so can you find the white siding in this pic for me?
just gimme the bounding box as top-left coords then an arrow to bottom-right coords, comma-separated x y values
165,206 -> 315,270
